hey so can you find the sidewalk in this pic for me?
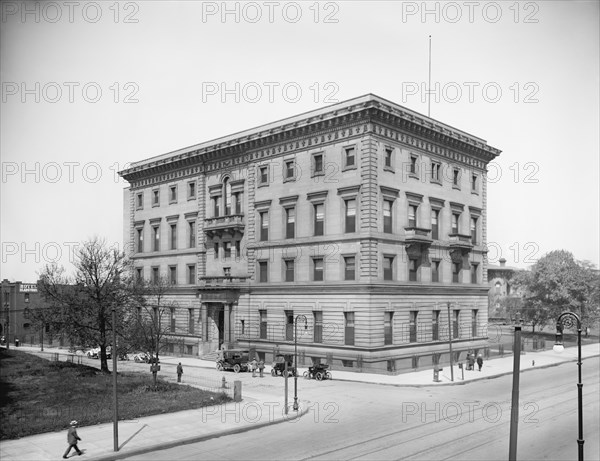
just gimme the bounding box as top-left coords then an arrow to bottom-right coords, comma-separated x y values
1,342 -> 598,461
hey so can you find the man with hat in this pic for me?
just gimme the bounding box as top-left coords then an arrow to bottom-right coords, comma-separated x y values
63,420 -> 83,458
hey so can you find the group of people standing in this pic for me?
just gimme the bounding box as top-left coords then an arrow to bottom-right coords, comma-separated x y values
250,358 -> 265,377
467,353 -> 484,371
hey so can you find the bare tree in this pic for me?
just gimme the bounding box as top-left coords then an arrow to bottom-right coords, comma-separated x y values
36,238 -> 133,373
127,276 -> 175,388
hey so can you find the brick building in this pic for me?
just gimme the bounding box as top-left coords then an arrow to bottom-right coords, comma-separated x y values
119,94 -> 501,372
1,279 -> 41,346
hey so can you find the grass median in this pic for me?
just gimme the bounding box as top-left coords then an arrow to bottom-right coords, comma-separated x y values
0,348 -> 231,440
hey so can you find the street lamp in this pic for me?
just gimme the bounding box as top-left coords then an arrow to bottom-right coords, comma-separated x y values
553,311 -> 584,461
293,314 -> 307,411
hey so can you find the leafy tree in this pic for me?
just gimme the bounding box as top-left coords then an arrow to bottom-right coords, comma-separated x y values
512,250 -> 599,332
34,238 -> 134,373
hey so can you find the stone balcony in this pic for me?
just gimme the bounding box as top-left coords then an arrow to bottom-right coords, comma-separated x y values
448,233 -> 473,250
204,214 -> 245,239
199,276 -> 251,286
404,227 -> 433,245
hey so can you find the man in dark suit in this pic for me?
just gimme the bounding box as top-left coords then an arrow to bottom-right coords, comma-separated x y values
63,420 -> 83,458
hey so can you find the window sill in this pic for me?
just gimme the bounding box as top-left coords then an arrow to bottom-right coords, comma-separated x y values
383,166 -> 395,173
452,185 -> 461,191
342,165 -> 357,172
430,179 -> 442,186
257,182 -> 269,188
311,171 -> 325,178
283,176 -> 296,183
409,173 -> 420,180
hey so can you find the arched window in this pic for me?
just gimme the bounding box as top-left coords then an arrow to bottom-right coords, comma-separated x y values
224,177 -> 232,215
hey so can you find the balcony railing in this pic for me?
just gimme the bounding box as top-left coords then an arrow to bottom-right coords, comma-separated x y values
448,233 -> 473,249
404,226 -> 433,244
199,276 -> 251,286
204,214 -> 245,239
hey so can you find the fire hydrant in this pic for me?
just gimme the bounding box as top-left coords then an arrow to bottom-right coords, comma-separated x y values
222,376 -> 228,389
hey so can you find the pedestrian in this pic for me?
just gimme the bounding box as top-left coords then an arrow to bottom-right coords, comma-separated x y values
468,353 -> 475,371
62,420 -> 82,458
176,362 -> 183,383
585,327 -> 590,338
476,354 -> 483,372
258,359 -> 265,378
251,358 -> 258,377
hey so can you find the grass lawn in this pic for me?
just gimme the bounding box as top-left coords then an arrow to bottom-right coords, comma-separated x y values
0,348 -> 231,440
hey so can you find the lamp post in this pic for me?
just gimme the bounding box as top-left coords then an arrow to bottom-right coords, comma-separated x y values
293,314 -> 307,411
4,290 -> 10,350
553,311 -> 584,461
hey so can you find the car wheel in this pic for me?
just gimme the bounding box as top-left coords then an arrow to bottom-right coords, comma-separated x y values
326,372 -> 332,380
216,363 -> 224,371
233,364 -> 241,373
316,372 -> 323,381
271,369 -> 276,377
303,371 -> 309,379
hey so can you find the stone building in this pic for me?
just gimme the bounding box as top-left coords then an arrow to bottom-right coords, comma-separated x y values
119,94 -> 501,372
1,279 -> 42,346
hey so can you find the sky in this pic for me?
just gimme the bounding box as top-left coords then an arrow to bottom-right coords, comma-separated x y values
1,0 -> 599,282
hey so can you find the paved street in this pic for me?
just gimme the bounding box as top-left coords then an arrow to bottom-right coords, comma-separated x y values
124,359 -> 600,461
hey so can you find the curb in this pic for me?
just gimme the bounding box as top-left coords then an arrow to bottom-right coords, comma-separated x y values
331,354 -> 600,388
87,401 -> 311,461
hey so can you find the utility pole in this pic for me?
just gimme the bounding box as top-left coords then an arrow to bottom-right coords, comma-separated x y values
112,307 -> 119,452
447,302 -> 454,382
509,326 -> 522,461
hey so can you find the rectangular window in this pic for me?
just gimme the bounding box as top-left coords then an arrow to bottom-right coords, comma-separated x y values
187,264 -> 196,285
169,265 -> 177,285
152,189 -> 160,207
213,197 -> 220,217
409,311 -> 418,343
452,262 -> 460,283
188,181 -> 196,200
314,203 -> 324,236
223,267 -> 231,277
234,193 -> 242,214
313,258 -> 324,281
344,312 -> 355,346
170,308 -> 176,332
259,310 -> 267,339
383,256 -> 393,280
286,207 -> 295,239
431,260 -> 440,283
136,267 -> 143,282
344,146 -> 355,168
409,258 -> 419,282
431,209 -> 439,240
453,310 -> 460,339
188,309 -> 194,334
213,242 -> 219,259
472,309 -> 478,337
169,185 -> 177,204
471,217 -> 478,244
285,311 -> 294,341
313,153 -> 324,176
451,213 -> 460,234
408,205 -> 418,227
345,199 -> 356,233
136,192 -> 143,210
152,266 -> 159,284
471,263 -> 478,284
136,228 -> 144,253
432,310 -> 440,341
285,259 -> 295,282
471,174 -> 478,192
260,211 -> 269,241
313,311 -> 323,343
344,256 -> 356,281
453,168 -> 460,187
223,241 -> 231,260
410,155 -> 418,175
384,311 -> 393,345
188,221 -> 196,248
259,166 -> 269,185
259,261 -> 268,283
284,160 -> 295,180
153,226 -> 160,252
431,161 -> 441,181
383,200 -> 393,233
235,240 -> 241,261
170,223 -> 177,250
384,147 -> 393,168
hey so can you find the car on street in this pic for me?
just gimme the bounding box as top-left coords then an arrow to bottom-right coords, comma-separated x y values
216,349 -> 250,373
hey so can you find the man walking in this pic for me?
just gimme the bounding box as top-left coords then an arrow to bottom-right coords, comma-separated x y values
177,362 -> 183,383
476,354 -> 484,372
62,420 -> 82,458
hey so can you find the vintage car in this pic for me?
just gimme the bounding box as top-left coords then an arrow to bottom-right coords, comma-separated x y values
303,363 -> 332,381
216,349 -> 250,373
271,354 -> 295,377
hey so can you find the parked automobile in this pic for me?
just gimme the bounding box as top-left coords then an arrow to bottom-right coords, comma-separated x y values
271,354 -> 295,377
303,363 -> 332,381
86,346 -> 111,359
133,352 -> 159,363
216,349 -> 250,373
